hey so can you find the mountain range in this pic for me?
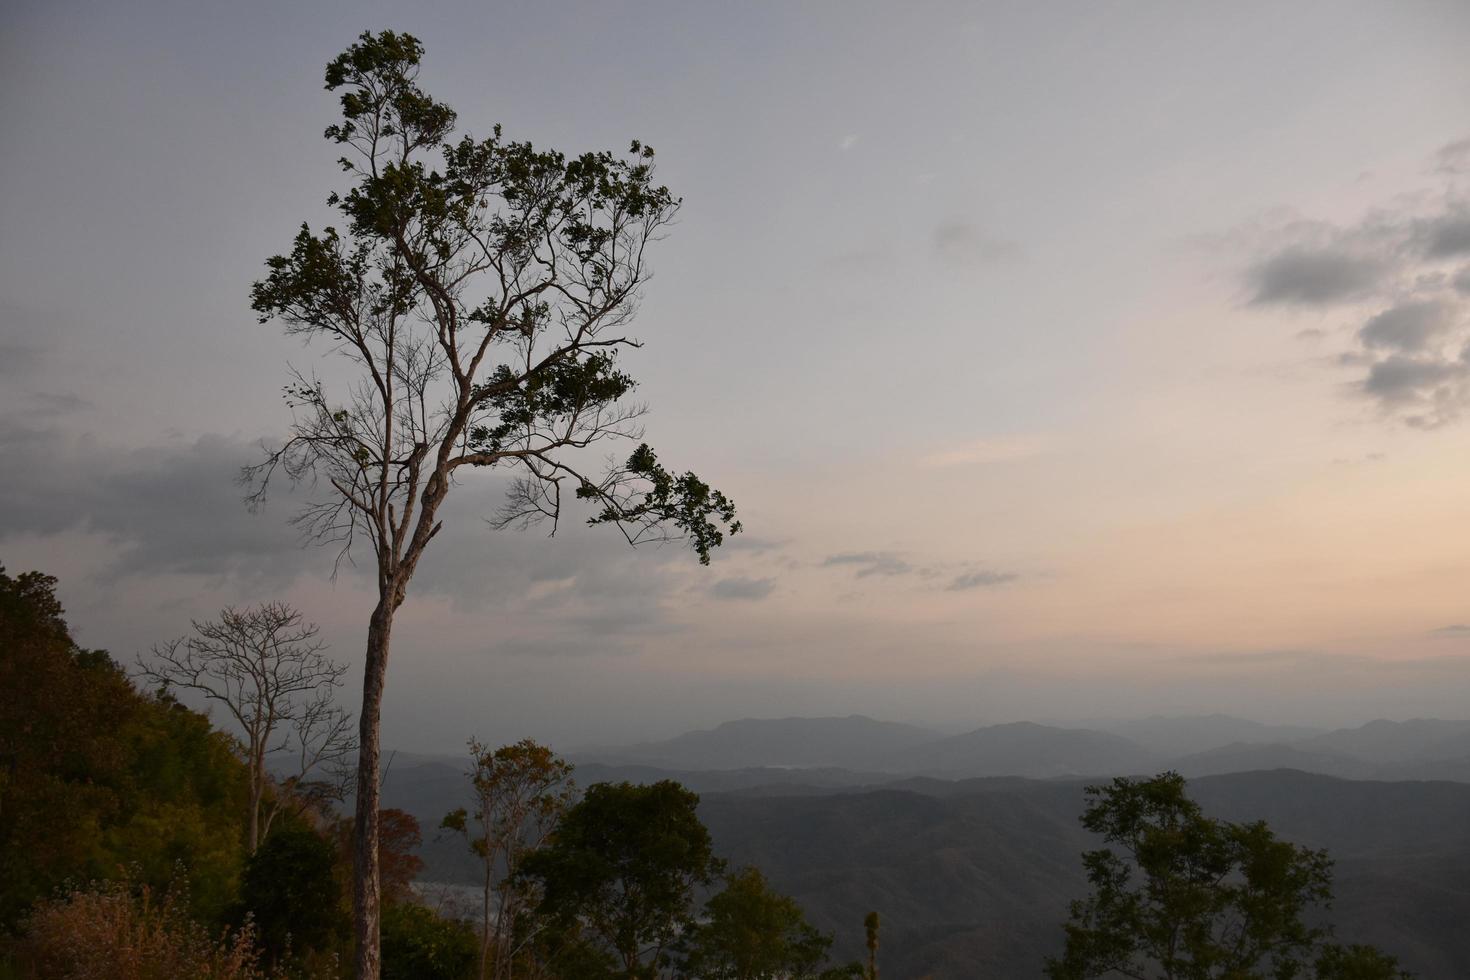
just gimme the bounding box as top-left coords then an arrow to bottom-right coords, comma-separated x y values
574,713 -> 1470,782
382,714 -> 1470,977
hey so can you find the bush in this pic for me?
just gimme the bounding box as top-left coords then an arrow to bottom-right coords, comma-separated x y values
15,876 -> 268,980
381,903 -> 477,980
239,827 -> 345,963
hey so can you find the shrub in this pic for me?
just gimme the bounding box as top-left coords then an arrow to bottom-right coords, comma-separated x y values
15,876 -> 267,980
381,903 -> 477,980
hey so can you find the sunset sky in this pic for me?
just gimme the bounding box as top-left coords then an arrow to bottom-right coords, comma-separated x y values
5,0 -> 1470,749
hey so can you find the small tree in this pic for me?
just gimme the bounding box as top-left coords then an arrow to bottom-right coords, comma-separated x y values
245,30 -> 739,978
441,738 -> 574,980
1045,772 -> 1411,980
240,826 -> 347,965
137,601 -> 354,854
676,866 -> 858,980
381,903 -> 479,980
337,809 -> 427,907
520,780 -> 723,977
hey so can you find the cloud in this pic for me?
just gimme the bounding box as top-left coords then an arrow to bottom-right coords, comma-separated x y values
0,422 -> 310,584
1431,624 -> 1470,635
839,134 -> 858,151
823,551 -> 913,578
1239,145 -> 1470,427
1357,299 -> 1459,352
1361,355 -> 1464,405
1417,208 -> 1470,259
932,220 -> 1019,267
946,569 -> 1017,591
918,434 -> 1053,468
1433,136 -> 1470,175
709,576 -> 776,601
1246,246 -> 1388,306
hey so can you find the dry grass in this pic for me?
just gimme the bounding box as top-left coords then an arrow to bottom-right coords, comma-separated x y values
16,876 -> 269,980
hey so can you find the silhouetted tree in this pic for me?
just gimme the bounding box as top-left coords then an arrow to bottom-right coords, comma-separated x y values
520,780 -> 722,977
138,601 -> 354,853
246,30 -> 739,978
676,866 -> 861,980
1045,772 -> 1411,980
442,738 -> 574,980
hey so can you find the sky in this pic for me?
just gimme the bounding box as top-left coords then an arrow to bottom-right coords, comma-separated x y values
5,0 -> 1470,750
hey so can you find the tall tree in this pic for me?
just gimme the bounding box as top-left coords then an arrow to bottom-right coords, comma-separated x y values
137,601 -> 354,854
441,739 -> 574,980
246,30 -> 739,978
1045,772 -> 1410,980
520,780 -> 723,978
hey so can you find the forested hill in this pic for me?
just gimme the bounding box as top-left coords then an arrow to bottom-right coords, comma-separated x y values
699,772 -> 1470,978
394,765 -> 1470,978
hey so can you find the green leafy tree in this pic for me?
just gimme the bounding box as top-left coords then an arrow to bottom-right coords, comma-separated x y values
0,565 -> 250,927
441,738 -> 574,980
1045,772 -> 1411,980
245,30 -> 739,978
675,866 -> 859,980
519,780 -> 722,978
239,826 -> 346,964
381,904 -> 478,980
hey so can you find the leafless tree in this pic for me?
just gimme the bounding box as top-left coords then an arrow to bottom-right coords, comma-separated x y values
137,601 -> 355,853
243,31 -> 738,979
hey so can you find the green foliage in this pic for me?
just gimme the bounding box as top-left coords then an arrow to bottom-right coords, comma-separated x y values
441,738 -> 574,979
238,827 -> 345,962
380,904 -> 477,980
1313,944 -> 1412,980
247,28 -> 737,574
521,780 -> 723,978
0,565 -> 249,928
675,867 -> 857,980
1045,772 -> 1410,980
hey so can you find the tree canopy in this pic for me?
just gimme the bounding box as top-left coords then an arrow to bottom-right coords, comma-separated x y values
520,780 -> 722,978
1045,772 -> 1411,980
0,565 -> 250,926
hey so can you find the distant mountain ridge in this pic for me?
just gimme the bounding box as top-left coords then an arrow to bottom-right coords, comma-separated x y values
1094,713 -> 1325,756
583,714 -> 940,771
575,713 -> 1470,783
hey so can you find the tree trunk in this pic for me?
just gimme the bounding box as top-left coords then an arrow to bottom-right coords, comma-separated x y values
353,600 -> 394,980
247,774 -> 261,854
481,847 -> 493,980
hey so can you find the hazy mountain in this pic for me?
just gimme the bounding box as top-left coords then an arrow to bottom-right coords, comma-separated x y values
384,738 -> 1470,977
888,721 -> 1158,778
1299,718 -> 1470,764
1169,742 -> 1375,780
1096,714 -> 1325,757
698,772 -> 1470,978
582,715 -> 940,770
